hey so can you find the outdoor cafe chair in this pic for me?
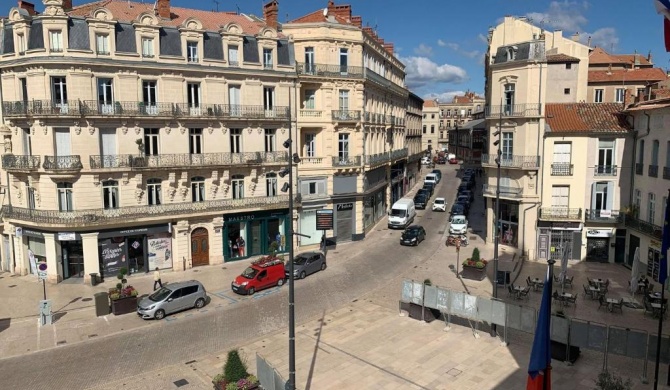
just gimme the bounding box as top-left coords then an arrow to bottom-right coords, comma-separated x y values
597,295 -> 607,311
564,276 -> 574,289
582,284 -> 592,300
611,298 -> 624,314
553,291 -> 565,306
644,300 -> 654,317
508,285 -> 514,298
519,287 -> 531,301
526,276 -> 533,288
565,294 -> 577,307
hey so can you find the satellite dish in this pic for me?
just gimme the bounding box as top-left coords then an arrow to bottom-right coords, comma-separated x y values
323,8 -> 328,16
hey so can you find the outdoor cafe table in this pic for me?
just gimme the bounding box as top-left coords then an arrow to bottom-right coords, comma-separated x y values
589,286 -> 601,299
531,278 -> 543,291
651,302 -> 666,318
559,292 -> 574,306
606,298 -> 619,312
591,278 -> 605,286
648,293 -> 666,303
513,285 -> 525,299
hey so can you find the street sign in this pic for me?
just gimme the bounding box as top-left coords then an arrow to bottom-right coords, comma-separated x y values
37,262 -> 47,281
316,209 -> 334,230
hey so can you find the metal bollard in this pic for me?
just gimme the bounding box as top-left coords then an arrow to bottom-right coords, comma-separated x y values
39,300 -> 52,326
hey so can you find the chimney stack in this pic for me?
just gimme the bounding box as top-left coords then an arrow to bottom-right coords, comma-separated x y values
156,0 -> 171,19
263,0 -> 278,30
571,32 -> 580,42
62,0 -> 72,10
17,1 -> 36,16
351,16 -> 362,28
383,43 -> 394,55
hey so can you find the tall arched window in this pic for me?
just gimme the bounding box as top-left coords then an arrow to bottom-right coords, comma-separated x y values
102,180 -> 119,209
191,176 -> 205,202
266,173 -> 277,197
58,182 -> 73,211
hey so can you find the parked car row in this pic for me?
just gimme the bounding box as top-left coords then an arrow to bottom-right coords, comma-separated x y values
448,168 -> 477,237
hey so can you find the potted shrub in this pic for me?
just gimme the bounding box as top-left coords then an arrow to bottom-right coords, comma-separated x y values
461,248 -> 488,281
108,267 -> 139,315
593,371 -> 632,390
212,349 -> 260,390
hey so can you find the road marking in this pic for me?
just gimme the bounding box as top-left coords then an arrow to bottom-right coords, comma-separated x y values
103,316 -> 109,324
212,290 -> 240,304
53,324 -> 57,348
36,318 -> 40,349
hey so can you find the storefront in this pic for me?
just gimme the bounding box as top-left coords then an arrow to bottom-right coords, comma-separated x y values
98,224 -> 172,277
537,221 -> 583,261
223,209 -> 289,261
492,200 -> 519,248
390,161 -> 406,204
363,188 -> 386,232
21,228 -> 47,275
585,228 -> 613,262
58,232 -> 84,279
299,208 -> 324,247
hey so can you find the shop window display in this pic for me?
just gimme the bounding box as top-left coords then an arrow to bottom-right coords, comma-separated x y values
227,222 -> 247,258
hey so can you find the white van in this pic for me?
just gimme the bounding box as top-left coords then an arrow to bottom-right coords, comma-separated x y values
424,173 -> 438,185
388,198 -> 416,229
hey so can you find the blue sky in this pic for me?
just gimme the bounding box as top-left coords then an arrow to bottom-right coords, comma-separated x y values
111,1 -> 670,101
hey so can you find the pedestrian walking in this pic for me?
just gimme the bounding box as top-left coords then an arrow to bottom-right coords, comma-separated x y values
153,267 -> 163,290
238,236 -> 246,257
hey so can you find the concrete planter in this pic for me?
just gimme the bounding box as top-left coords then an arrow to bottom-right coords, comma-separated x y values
461,263 -> 488,281
110,296 -> 137,316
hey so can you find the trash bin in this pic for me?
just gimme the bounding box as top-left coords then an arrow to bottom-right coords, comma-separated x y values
90,273 -> 99,286
94,292 -> 110,317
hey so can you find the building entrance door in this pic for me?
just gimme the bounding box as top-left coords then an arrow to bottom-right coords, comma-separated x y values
191,228 -> 209,267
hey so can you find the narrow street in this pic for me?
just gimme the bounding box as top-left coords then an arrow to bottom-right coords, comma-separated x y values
0,165 -> 468,389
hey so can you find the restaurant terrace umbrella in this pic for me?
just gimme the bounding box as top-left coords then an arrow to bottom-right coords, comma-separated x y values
559,247 -> 569,293
630,247 -> 640,296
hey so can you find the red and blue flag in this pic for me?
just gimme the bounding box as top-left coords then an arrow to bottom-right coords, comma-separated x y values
527,264 -> 553,390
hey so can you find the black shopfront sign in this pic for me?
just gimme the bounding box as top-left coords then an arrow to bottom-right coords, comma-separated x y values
336,203 -> 354,211
316,209 -> 334,230
98,224 -> 170,239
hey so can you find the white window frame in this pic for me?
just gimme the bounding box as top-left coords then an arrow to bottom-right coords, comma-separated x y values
49,30 -> 63,52
305,134 -> 315,157
191,177 -> 205,202
187,83 -> 201,115
615,88 -> 625,103
17,33 -> 25,54
142,37 -> 154,58
634,189 -> 642,218
648,192 -> 656,224
147,178 -> 162,206
189,128 -> 203,154
96,33 -> 110,55
228,45 -> 239,66
594,89 -> 604,103
231,175 -> 244,199
144,128 -> 159,156
266,173 -> 277,197
304,89 -> 315,109
102,180 -> 119,210
230,128 -> 242,153
187,41 -> 198,63
339,90 -> 349,111
263,48 -> 273,69
264,129 -> 276,152
58,182 -> 73,212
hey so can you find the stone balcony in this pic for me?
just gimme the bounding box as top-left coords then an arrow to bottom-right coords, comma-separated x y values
481,154 -> 540,169
584,209 -> 622,223
539,207 -> 582,221
2,155 -> 41,171
296,63 -> 365,79
482,184 -> 523,199
89,152 -> 288,170
331,110 -> 361,122
332,155 -> 361,168
2,195 -> 294,228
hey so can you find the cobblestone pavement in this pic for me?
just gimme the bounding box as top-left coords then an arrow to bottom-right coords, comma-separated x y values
0,164 -> 667,389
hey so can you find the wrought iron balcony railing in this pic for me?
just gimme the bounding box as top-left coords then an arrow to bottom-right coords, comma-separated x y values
624,214 -> 662,239
118,152 -> 288,169
1,195 -> 294,227
635,163 -> 643,175
482,184 -> 523,198
332,110 -> 361,122
365,152 -> 390,166
664,167 -> 670,180
594,165 -> 618,176
391,148 -> 409,160
585,209 -> 622,223
649,165 -> 659,178
89,154 -> 134,169
481,154 -> 540,169
43,155 -> 83,171
551,163 -> 573,176
2,100 -> 83,116
484,103 -> 541,118
364,69 -> 407,97
332,155 -> 361,167
539,207 -> 582,220
296,63 -> 365,78
2,155 -> 41,170
299,110 -> 323,118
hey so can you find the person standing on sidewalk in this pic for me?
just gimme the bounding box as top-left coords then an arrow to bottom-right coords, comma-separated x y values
153,267 -> 163,290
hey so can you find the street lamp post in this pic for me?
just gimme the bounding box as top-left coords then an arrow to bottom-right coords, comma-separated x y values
491,105 -> 503,336
456,240 -> 461,278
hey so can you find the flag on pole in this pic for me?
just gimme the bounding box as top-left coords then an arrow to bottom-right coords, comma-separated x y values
659,191 -> 670,285
654,0 -> 670,51
527,263 -> 553,390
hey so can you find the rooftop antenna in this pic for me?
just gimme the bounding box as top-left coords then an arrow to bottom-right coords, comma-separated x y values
236,4 -> 240,15
213,0 -> 219,12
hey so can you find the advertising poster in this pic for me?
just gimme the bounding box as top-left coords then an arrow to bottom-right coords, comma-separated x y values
28,249 -> 36,275
148,234 -> 172,270
100,238 -> 127,276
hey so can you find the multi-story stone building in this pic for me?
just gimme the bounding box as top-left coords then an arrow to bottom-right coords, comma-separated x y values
0,0 -> 299,282
438,91 -> 485,152
283,0 -> 409,245
406,92 -> 424,189
421,99 -> 439,154
623,98 -> 670,279
0,0 -> 416,282
587,48 -> 667,105
482,17 -> 592,261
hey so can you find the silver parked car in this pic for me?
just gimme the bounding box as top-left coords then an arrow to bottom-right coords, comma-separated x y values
137,280 -> 208,320
286,251 -> 327,279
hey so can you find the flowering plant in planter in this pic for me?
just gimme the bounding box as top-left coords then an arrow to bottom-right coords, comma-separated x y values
108,267 -> 139,300
462,247 -> 488,269
212,350 -> 259,390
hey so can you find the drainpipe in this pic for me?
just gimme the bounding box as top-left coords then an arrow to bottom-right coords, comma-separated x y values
630,111 -> 652,208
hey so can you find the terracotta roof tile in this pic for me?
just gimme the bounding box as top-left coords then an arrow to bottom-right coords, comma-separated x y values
588,68 -> 667,83
67,0 -> 268,34
545,103 -> 631,133
615,54 -> 652,66
589,47 -> 625,65
423,100 -> 438,108
546,53 -> 580,63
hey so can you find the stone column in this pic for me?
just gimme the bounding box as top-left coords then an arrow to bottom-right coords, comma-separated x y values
173,220 -> 190,271
43,233 -> 61,283
81,232 -> 99,283
211,217 -> 224,265
13,233 -> 28,275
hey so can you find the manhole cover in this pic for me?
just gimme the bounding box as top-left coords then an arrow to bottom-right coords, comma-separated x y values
81,298 -> 92,302
437,231 -> 444,234
447,368 -> 462,377
173,379 -> 189,387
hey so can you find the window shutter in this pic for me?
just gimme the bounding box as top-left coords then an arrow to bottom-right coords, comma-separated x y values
300,181 -> 309,195
316,180 -> 326,195
571,232 -> 582,260
605,182 -> 614,210
590,182 -> 597,211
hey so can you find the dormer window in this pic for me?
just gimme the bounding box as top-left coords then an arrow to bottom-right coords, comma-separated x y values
49,31 -> 63,53
228,45 -> 239,66
187,41 -> 198,63
263,48 -> 273,69
16,34 -> 25,54
142,37 -> 154,58
506,46 -> 517,61
96,34 -> 110,55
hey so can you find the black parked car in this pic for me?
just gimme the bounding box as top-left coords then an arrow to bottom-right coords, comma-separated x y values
417,188 -> 431,200
431,169 -> 442,182
459,189 -> 474,202
456,195 -> 471,213
400,225 -> 427,246
451,202 -> 466,216
414,194 -> 428,209
422,183 -> 435,197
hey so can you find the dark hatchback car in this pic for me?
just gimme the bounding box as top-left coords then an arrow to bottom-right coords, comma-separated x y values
414,194 -> 428,209
422,183 -> 435,197
431,169 -> 442,182
417,188 -> 431,200
459,189 -> 474,202
451,203 -> 466,216
400,225 -> 427,246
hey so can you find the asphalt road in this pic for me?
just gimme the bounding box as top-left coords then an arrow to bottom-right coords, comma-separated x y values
0,164 -> 465,390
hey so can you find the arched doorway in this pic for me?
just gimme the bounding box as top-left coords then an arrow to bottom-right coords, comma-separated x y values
191,228 -> 209,267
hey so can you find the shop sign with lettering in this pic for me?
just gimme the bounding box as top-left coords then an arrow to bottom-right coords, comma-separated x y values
336,203 -> 354,211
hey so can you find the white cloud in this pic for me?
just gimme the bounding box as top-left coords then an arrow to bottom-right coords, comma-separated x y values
423,91 -> 466,103
525,1 -> 589,32
400,56 -> 468,89
445,42 -> 460,51
437,39 -> 447,47
581,27 -> 619,50
442,41 -> 480,60
413,43 -> 433,57
478,34 -> 488,45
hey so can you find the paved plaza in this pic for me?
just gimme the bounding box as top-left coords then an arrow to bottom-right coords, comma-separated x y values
0,165 -> 668,389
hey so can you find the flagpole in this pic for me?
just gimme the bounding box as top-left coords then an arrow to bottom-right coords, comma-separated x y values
654,188 -> 670,389
545,258 -> 555,390
654,280 -> 665,389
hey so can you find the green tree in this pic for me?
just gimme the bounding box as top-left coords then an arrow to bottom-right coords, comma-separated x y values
594,371 -> 632,390
471,247 -> 480,262
224,349 -> 249,384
